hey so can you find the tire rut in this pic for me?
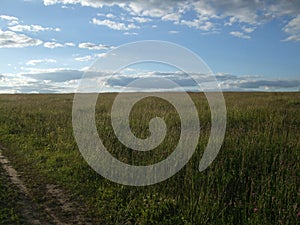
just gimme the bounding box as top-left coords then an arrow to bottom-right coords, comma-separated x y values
0,149 -> 92,225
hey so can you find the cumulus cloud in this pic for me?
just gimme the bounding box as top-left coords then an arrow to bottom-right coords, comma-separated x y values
9,24 -> 61,32
283,34 -> 300,42
92,18 -> 139,30
282,15 -> 300,41
106,13 -> 116,19
44,0 -> 106,8
242,26 -> 256,33
130,72 -> 300,91
0,15 -> 18,21
17,67 -> 233,92
1,14 -> 61,35
131,17 -> 152,23
75,55 -> 93,62
44,0 -> 300,40
162,13 -> 181,22
0,29 -> 42,48
0,72 -> 80,94
3,66 -> 299,93
181,19 -> 214,31
74,53 -> 107,62
230,31 -> 251,39
78,42 -> 111,50
123,31 -> 138,35
168,30 -> 179,34
219,75 -> 300,91
22,68 -> 84,82
236,79 -> 300,89
0,73 -> 38,94
215,73 -> 239,81
43,41 -> 74,48
43,41 -> 64,48
26,59 -> 57,66
268,1 -> 300,17
102,71 -> 300,92
0,14 -> 19,25
103,70 -> 243,91
65,42 -> 75,47
105,74 -> 195,91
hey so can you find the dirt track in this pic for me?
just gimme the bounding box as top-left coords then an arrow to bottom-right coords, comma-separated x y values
0,150 -> 92,225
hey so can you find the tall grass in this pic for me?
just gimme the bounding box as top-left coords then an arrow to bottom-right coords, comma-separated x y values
0,92 -> 299,224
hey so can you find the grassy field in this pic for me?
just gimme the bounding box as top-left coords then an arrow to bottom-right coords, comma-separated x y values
0,92 -> 299,224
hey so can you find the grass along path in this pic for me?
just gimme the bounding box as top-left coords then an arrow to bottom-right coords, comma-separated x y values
0,148 -> 93,225
0,149 -> 41,224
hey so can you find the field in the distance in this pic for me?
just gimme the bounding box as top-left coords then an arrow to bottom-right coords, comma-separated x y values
0,92 -> 299,224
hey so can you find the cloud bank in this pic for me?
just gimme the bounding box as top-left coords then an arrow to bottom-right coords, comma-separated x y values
0,29 -> 42,48
1,68 -> 298,93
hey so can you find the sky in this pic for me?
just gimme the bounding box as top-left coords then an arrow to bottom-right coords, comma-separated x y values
0,0 -> 300,93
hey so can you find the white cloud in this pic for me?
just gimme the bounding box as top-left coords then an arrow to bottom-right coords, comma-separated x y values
191,1 -> 216,18
9,24 -> 61,32
44,0 -> 106,8
282,15 -> 300,42
123,31 -> 138,35
0,14 -> 19,26
0,15 -> 18,21
0,29 -> 42,48
168,30 -> 179,34
225,78 -> 300,90
95,53 -> 107,58
242,26 -> 256,33
181,19 -> 214,31
132,17 -> 151,23
283,34 -> 300,42
75,53 -> 107,62
1,13 -> 62,37
78,42 -> 111,50
92,18 -> 139,30
44,41 -> 74,48
21,67 -> 72,74
75,55 -> 93,62
44,41 -> 64,48
106,13 -> 116,19
127,2 -> 169,17
162,13 -> 180,22
224,16 -> 237,26
3,65 -> 299,93
65,42 -> 75,47
39,1 -> 300,41
268,1 -> 300,17
0,73 -> 35,94
230,31 -> 251,39
26,59 -> 57,66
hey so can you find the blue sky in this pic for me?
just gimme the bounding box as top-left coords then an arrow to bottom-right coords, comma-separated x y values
0,0 -> 300,93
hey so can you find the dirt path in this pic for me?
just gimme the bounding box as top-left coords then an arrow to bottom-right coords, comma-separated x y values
0,150 -> 92,225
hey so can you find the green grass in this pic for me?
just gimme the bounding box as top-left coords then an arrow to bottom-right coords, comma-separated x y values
0,92 -> 299,224
0,166 -> 22,224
